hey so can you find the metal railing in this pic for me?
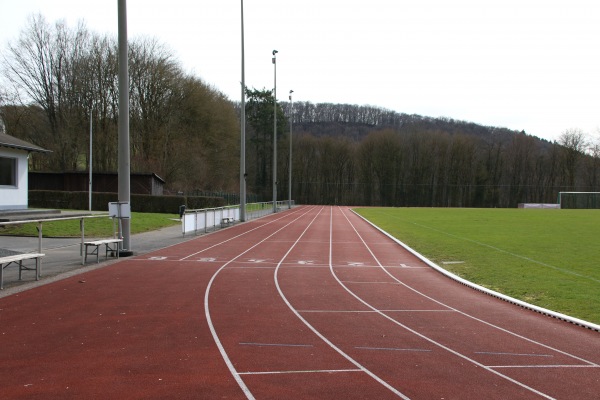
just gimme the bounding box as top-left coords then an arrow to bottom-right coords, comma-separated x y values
181,201 -> 294,236
0,214 -> 114,267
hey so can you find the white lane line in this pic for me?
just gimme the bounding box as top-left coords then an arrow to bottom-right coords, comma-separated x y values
239,342 -> 314,348
274,207 -> 411,399
281,264 -> 330,268
239,369 -> 362,375
299,309 -> 454,313
355,346 -> 432,353
335,266 -> 428,269
490,364 -> 600,369
204,206 -> 318,400
399,263 -> 425,268
343,207 -> 600,367
336,207 -> 557,400
475,351 -> 553,357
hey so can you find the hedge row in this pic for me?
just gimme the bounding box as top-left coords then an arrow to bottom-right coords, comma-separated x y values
29,190 -> 226,214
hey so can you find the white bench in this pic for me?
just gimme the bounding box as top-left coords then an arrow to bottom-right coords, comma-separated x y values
221,217 -> 234,228
0,253 -> 45,289
83,239 -> 123,264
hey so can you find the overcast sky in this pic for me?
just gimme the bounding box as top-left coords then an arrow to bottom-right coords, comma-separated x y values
1,0 -> 599,141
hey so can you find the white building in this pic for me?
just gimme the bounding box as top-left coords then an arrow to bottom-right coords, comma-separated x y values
0,133 -> 49,210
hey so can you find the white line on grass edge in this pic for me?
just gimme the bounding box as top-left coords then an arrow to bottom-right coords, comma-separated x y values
350,209 -> 600,333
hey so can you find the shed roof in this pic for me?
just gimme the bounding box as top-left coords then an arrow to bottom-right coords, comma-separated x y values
0,133 -> 50,153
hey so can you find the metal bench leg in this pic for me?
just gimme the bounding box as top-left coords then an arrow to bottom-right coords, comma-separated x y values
105,243 -> 117,260
83,244 -> 100,264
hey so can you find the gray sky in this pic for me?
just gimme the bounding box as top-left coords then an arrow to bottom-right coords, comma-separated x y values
1,0 -> 599,141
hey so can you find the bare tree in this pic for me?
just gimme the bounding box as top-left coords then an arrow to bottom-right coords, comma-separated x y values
2,14 -> 90,169
128,37 -> 181,173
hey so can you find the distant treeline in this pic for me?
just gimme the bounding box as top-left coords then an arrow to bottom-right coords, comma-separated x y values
272,103 -> 596,207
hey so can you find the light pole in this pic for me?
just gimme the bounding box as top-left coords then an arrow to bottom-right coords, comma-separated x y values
89,106 -> 93,211
240,0 -> 246,221
272,50 -> 278,213
288,90 -> 293,209
117,0 -> 132,256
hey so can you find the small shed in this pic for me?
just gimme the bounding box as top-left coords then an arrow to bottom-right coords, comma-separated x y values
0,133 -> 50,210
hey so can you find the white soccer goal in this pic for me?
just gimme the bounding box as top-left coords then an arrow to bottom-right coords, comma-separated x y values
557,192 -> 600,209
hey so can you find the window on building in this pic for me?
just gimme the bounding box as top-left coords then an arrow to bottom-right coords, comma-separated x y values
0,156 -> 17,186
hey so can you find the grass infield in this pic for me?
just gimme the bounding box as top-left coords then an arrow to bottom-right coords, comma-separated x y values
0,212 -> 180,238
355,207 -> 600,325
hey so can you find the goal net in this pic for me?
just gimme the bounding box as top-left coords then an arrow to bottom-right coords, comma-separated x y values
558,192 -> 600,209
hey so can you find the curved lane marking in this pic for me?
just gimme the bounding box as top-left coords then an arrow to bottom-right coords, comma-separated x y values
273,207 -> 411,399
204,206 -> 317,400
346,208 -> 600,362
335,206 -> 597,399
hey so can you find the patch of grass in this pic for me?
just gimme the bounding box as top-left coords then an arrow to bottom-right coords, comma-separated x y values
0,212 -> 180,238
355,207 -> 600,324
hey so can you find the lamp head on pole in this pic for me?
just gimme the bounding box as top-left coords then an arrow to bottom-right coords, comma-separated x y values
272,49 -> 278,64
289,90 -> 293,101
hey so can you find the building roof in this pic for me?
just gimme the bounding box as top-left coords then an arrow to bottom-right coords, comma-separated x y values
0,133 -> 50,153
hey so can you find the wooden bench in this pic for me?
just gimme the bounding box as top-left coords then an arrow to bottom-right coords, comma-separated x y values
0,253 -> 45,289
221,217 -> 234,228
83,239 -> 123,264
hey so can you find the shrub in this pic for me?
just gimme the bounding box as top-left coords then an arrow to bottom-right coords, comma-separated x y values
28,191 -> 226,213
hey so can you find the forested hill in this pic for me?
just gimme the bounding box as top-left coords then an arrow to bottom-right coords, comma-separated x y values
280,101 -> 538,144
263,100 -> 594,208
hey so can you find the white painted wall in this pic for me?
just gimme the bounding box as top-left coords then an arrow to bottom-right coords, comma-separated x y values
0,147 -> 28,210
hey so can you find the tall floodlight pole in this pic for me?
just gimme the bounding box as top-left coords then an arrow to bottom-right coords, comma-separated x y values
89,106 -> 93,211
288,90 -> 293,209
118,0 -> 132,254
240,0 -> 246,221
272,50 -> 278,213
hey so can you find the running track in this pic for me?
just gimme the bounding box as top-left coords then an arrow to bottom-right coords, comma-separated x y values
1,206 -> 598,399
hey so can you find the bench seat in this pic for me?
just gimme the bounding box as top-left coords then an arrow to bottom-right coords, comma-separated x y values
83,239 -> 123,264
0,253 -> 45,289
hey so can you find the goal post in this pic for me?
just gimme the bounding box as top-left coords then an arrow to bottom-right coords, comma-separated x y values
558,192 -> 600,209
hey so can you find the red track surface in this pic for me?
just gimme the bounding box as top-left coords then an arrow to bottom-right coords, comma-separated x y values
1,206 -> 598,399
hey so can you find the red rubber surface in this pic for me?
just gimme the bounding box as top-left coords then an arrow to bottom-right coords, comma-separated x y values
0,206 -> 598,399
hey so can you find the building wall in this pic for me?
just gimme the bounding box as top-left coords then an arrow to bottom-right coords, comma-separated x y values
0,147 -> 28,210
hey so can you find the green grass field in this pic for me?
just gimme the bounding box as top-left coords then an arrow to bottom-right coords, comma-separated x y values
0,212 -> 180,238
355,207 -> 600,324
